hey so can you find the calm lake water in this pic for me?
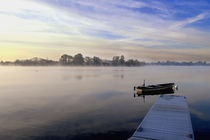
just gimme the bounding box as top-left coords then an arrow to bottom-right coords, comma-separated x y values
0,66 -> 210,140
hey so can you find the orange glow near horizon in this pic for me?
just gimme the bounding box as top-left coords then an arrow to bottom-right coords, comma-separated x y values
0,0 -> 210,62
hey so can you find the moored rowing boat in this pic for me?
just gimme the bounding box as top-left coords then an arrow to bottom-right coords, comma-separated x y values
134,83 -> 177,94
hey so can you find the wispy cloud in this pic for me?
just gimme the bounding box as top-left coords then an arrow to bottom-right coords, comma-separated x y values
0,0 -> 210,61
170,13 -> 206,29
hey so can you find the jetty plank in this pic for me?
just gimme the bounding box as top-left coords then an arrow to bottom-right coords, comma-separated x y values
129,95 -> 194,140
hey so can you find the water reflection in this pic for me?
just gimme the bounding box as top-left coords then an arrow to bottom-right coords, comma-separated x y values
133,88 -> 175,103
113,74 -> 124,79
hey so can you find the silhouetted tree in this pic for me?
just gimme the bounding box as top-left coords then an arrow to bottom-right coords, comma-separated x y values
14,59 -> 20,65
112,56 -> 120,66
119,55 -> 125,65
0,53 -> 149,66
73,53 -> 84,65
84,57 -> 93,65
125,59 -> 141,66
93,56 -> 102,65
125,59 -> 134,66
60,54 -> 73,65
13,57 -> 56,66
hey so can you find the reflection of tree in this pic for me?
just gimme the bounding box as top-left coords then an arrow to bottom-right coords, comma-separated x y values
113,74 -> 124,79
75,75 -> 83,80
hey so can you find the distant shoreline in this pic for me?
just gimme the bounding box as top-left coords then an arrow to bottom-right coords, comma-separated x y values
0,63 -> 209,67
0,53 -> 209,66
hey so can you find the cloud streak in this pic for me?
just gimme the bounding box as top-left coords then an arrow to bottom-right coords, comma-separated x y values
170,13 -> 206,29
0,0 -> 210,61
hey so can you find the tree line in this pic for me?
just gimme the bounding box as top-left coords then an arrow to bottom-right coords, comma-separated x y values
149,61 -> 209,66
0,53 -> 145,66
59,53 -> 145,66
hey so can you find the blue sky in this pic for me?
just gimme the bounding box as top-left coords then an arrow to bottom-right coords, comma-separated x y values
0,0 -> 210,61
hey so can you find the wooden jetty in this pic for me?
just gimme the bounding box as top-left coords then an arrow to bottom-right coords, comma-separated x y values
129,95 -> 194,140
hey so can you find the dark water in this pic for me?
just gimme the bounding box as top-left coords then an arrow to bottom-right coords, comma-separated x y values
0,66 -> 210,140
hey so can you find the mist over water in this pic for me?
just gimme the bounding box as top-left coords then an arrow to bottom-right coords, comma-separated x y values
0,66 -> 210,140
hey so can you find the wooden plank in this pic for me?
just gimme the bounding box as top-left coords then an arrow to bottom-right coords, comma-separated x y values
129,95 -> 194,140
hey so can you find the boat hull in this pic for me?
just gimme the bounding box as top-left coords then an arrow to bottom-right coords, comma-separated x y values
137,88 -> 174,96
136,83 -> 175,95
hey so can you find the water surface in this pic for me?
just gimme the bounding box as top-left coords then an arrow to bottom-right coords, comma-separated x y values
0,66 -> 210,139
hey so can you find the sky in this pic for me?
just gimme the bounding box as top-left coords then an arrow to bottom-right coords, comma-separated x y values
0,0 -> 210,61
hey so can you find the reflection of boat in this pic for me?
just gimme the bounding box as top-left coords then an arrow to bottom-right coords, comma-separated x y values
134,82 -> 177,96
135,88 -> 174,97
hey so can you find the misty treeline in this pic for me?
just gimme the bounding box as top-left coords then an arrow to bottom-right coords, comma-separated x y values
59,54 -> 144,66
0,53 -> 145,66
